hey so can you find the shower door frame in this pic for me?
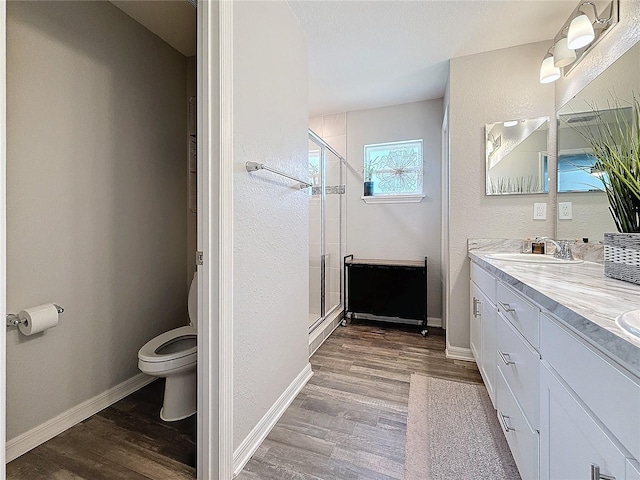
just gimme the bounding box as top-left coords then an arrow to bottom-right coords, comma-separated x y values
308,129 -> 345,335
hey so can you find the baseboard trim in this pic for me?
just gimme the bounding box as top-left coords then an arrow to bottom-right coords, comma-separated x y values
427,316 -> 442,328
232,363 -> 313,477
6,373 -> 154,462
309,309 -> 343,357
445,341 -> 476,362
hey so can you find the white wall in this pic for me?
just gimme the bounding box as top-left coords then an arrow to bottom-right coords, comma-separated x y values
6,1 -> 187,439
232,0 -> 310,450
345,100 -> 444,321
447,41 -> 555,352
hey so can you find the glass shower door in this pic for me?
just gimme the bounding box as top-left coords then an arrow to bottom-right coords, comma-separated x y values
324,148 -> 342,317
308,139 -> 322,328
308,131 -> 345,333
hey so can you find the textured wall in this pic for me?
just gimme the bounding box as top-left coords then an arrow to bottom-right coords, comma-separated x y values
447,41 -> 555,351
6,1 -> 187,439
233,1 -> 310,449
345,100 -> 444,321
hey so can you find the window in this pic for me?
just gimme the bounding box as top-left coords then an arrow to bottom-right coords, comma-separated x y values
557,149 -> 605,192
363,139 -> 424,203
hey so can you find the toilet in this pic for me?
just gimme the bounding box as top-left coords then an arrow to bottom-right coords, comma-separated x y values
138,272 -> 198,421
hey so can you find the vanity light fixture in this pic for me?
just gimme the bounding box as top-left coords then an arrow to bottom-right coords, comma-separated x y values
540,50 -> 561,84
539,0 -> 618,84
503,120 -> 519,127
553,37 -> 577,68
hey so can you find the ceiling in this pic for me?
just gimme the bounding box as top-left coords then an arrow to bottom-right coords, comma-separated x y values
287,0 -> 579,116
111,1 -> 196,56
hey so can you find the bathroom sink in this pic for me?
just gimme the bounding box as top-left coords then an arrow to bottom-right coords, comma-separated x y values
616,309 -> 640,338
484,253 -> 584,264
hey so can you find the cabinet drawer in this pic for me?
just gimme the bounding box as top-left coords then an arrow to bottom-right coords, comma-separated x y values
497,313 -> 540,430
497,281 -> 539,348
496,370 -> 539,480
540,313 -> 640,460
471,261 -> 496,304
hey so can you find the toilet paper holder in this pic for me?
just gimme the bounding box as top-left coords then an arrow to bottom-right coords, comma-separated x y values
6,304 -> 64,327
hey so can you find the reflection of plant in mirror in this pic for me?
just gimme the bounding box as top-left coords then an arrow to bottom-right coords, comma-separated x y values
488,176 -> 541,194
571,96 -> 640,233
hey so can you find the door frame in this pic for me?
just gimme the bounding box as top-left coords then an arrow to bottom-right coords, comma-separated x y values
197,0 -> 233,478
0,1 -> 234,478
0,0 -> 6,474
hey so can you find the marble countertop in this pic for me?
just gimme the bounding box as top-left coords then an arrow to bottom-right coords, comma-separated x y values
468,251 -> 640,378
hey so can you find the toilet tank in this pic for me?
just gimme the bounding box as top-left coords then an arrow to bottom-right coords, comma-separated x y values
188,272 -> 198,327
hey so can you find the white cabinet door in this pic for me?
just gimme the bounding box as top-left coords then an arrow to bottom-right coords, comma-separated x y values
470,280 -> 496,407
481,290 -> 496,407
470,280 -> 483,366
540,364 -> 627,480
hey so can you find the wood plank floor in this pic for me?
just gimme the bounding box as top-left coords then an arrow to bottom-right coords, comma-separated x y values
7,322 -> 481,479
237,322 -> 482,480
7,380 -> 196,480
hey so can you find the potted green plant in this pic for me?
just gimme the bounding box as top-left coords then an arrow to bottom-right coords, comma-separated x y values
363,156 -> 380,196
572,95 -> 640,284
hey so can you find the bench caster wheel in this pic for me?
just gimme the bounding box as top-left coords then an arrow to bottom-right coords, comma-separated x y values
421,329 -> 428,337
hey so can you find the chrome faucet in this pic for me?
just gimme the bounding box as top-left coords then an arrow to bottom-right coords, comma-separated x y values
534,237 -> 574,260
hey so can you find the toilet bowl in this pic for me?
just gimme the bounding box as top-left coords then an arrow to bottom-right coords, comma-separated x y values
138,272 -> 198,421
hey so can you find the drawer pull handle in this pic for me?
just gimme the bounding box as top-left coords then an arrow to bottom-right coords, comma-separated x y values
590,464 -> 615,480
498,350 -> 515,366
498,302 -> 516,313
473,297 -> 481,317
498,412 -> 513,432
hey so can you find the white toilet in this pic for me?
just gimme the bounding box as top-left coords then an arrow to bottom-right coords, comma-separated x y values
138,272 -> 198,421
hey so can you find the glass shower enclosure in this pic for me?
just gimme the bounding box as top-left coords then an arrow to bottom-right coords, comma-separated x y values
308,130 -> 346,333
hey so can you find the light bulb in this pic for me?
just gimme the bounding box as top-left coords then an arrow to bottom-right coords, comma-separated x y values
554,37 -> 577,68
540,56 -> 561,84
503,121 -> 518,127
567,13 -> 595,49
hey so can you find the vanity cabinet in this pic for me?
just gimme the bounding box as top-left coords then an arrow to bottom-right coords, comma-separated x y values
469,257 -> 640,480
540,313 -> 640,480
470,262 -> 497,406
540,362 -> 628,480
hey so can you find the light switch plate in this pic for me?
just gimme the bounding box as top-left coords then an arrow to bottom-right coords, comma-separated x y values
534,202 -> 547,220
558,202 -> 572,220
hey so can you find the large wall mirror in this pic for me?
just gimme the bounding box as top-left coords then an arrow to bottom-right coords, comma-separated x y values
485,117 -> 549,195
556,41 -> 639,242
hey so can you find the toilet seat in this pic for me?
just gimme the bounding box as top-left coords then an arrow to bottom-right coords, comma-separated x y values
138,326 -> 197,375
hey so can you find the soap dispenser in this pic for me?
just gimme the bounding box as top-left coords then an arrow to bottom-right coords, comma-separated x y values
532,240 -> 545,254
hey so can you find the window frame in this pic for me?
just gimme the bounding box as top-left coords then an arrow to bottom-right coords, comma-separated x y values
362,139 -> 425,203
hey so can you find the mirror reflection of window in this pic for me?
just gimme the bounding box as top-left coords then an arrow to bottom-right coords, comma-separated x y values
485,117 -> 550,195
557,107 -> 632,192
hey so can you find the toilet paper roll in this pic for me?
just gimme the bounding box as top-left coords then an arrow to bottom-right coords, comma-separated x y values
18,303 -> 59,336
